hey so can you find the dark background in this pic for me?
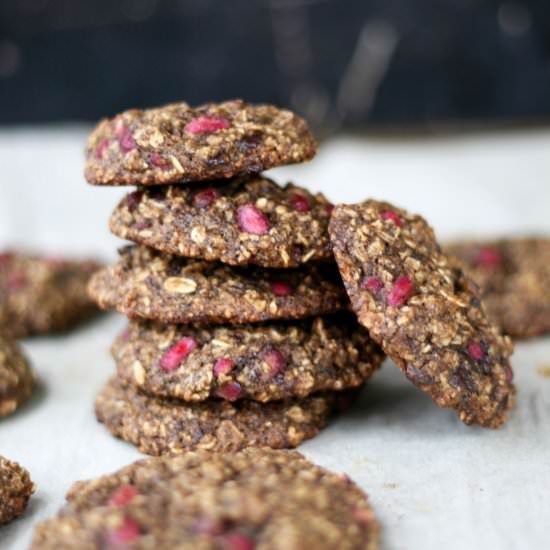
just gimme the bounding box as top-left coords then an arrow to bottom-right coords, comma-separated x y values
1,0 -> 550,131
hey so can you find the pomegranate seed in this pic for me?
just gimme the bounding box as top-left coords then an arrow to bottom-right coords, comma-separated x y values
325,202 -> 335,215
114,120 -> 137,153
108,484 -> 139,507
387,276 -> 415,307
476,247 -> 502,268
193,188 -> 219,208
107,516 -> 141,545
262,347 -> 286,378
380,210 -> 402,227
126,191 -> 143,213
95,138 -> 110,159
216,382 -> 242,401
149,152 -> 170,168
289,193 -> 311,213
214,358 -> 235,377
270,281 -> 292,297
185,116 -> 230,134
504,365 -> 514,383
223,532 -> 255,550
362,276 -> 384,294
237,204 -> 270,235
159,337 -> 197,372
467,341 -> 485,361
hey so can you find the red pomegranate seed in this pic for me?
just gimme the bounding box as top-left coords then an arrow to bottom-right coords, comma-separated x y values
108,484 -> 139,507
159,337 -> 197,372
149,152 -> 170,168
95,138 -> 110,159
380,210 -> 402,227
467,341 -> 485,361
193,188 -> 219,208
289,193 -> 311,213
223,532 -> 255,550
476,247 -> 502,268
114,119 -> 137,153
270,281 -> 292,297
387,276 -> 415,307
184,116 -> 230,134
107,516 -> 141,545
126,191 -> 143,213
325,202 -> 335,215
362,276 -> 384,294
213,358 -> 235,377
262,347 -> 286,378
216,382 -> 242,401
237,204 -> 270,235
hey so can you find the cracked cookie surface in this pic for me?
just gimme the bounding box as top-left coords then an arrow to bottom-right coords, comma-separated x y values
113,315 -> 383,403
329,200 -> 515,428
85,99 -> 317,186
31,448 -> 378,550
95,377 -> 344,455
88,246 -> 346,325
109,177 -> 333,268
447,238 -> 550,338
0,456 -> 35,525
0,335 -> 34,417
0,252 -> 101,338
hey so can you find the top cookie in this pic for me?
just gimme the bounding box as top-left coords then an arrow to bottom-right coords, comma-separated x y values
31,449 -> 379,550
447,238 -> 550,339
0,251 -> 101,338
329,200 -> 515,429
0,335 -> 34,417
109,177 -> 333,268
85,100 -> 318,186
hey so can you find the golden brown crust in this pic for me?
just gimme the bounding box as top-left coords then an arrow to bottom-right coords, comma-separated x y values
31,449 -> 378,550
85,99 -> 318,186
329,200 -> 515,429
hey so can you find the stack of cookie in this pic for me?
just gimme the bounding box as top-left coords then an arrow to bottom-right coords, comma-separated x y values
85,100 -> 384,455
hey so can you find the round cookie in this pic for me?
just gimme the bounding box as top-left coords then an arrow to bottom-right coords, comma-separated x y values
0,456 -> 35,525
447,238 -> 550,338
95,377 -> 347,455
31,449 -> 379,550
112,315 -> 384,403
0,335 -> 34,417
88,246 -> 347,325
0,252 -> 101,338
109,177 -> 333,268
329,200 -> 515,429
85,99 -> 318,186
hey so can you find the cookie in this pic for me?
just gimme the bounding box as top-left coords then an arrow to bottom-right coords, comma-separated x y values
112,315 -> 383,403
88,246 -> 346,325
0,335 -> 34,417
95,377 -> 347,455
329,200 -> 515,429
0,456 -> 35,525
109,177 -> 333,268
0,252 -> 101,338
31,449 -> 379,550
447,238 -> 550,338
85,99 -> 317,186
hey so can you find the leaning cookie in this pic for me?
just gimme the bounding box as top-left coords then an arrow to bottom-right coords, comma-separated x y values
109,177 -> 333,268
329,200 -> 515,429
447,238 -> 550,338
0,252 -> 101,338
0,456 -> 35,525
31,448 -> 379,550
85,99 -> 318,186
112,315 -> 384,403
0,336 -> 34,417
95,377 -> 349,455
88,246 -> 347,325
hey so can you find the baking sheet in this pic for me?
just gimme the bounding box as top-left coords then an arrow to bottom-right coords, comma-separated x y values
1,127 -> 549,550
